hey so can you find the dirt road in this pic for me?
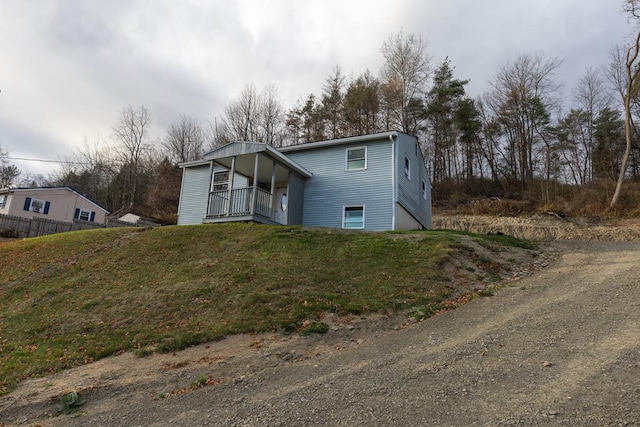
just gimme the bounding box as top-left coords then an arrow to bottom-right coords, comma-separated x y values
2,239 -> 639,426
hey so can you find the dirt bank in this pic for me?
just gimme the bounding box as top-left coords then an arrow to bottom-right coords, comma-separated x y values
433,214 -> 640,242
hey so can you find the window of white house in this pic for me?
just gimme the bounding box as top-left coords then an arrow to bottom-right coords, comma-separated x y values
0,195 -> 6,209
346,147 -> 367,171
404,155 -> 411,180
422,179 -> 428,200
343,206 -> 365,229
213,171 -> 229,191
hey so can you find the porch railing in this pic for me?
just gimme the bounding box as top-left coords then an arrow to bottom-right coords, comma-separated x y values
208,187 -> 273,220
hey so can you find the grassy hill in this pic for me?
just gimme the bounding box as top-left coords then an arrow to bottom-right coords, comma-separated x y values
0,223 -> 536,396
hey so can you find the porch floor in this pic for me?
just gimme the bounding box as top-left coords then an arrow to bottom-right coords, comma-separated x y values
203,214 -> 280,226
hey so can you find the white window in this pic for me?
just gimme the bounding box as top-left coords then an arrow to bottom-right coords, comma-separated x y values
213,171 -> 229,191
404,155 -> 411,180
0,195 -> 6,209
422,179 -> 428,200
78,209 -> 91,221
25,198 -> 48,214
74,208 -> 95,221
343,205 -> 365,229
346,147 -> 367,171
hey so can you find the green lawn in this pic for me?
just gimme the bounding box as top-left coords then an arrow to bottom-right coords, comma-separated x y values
0,223 -> 535,395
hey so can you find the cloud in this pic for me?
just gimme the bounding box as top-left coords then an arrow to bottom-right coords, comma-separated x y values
0,0 -> 633,177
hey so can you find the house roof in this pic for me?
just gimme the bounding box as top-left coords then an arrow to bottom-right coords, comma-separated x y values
0,186 -> 109,213
278,131 -> 401,153
181,142 -> 313,178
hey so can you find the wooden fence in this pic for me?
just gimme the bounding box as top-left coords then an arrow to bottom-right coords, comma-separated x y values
0,213 -> 157,239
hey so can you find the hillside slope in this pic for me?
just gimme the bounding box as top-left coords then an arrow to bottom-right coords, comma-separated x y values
0,223 -> 538,397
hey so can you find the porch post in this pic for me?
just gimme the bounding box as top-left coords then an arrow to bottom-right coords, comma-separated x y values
226,156 -> 236,216
205,160 -> 214,218
270,161 -> 277,220
250,153 -> 260,215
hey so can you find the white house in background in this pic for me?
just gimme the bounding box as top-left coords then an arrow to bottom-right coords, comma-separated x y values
0,186 -> 109,224
177,131 -> 432,231
117,213 -> 141,224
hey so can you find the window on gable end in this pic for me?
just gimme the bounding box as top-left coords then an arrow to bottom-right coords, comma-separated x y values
346,147 -> 367,171
422,179 -> 428,200
78,209 -> 91,221
404,155 -> 411,180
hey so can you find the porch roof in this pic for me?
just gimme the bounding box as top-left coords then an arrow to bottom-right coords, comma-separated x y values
179,142 -> 312,179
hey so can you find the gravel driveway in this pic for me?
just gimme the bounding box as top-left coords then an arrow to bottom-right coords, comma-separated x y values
3,240 -> 639,426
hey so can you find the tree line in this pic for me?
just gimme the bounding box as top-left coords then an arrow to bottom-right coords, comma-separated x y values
3,1 -> 640,221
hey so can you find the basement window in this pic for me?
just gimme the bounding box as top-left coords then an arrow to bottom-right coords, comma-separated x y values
343,205 -> 365,229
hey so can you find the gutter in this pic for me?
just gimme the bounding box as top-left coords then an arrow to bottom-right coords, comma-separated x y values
279,131 -> 400,153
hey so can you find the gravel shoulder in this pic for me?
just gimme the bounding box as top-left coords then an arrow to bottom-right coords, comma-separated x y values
2,218 -> 640,426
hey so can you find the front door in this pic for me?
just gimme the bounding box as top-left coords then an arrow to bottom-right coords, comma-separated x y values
275,187 -> 288,225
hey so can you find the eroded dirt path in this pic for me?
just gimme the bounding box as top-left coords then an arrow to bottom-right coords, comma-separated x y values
2,241 -> 640,426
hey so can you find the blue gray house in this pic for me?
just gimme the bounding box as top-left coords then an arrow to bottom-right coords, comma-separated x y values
177,131 -> 431,231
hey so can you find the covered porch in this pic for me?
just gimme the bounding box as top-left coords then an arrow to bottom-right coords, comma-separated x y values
200,142 -> 311,225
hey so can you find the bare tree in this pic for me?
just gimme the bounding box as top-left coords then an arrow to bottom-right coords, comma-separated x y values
213,84 -> 286,146
206,117 -> 231,149
51,136 -> 118,210
224,84 -> 261,142
481,52 -> 561,189
0,145 -> 20,188
112,105 -> 153,209
163,115 -> 205,164
379,30 -> 431,134
260,84 -> 286,146
610,0 -> 640,207
556,68 -> 614,185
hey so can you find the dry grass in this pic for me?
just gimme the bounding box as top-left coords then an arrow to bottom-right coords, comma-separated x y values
433,179 -> 640,218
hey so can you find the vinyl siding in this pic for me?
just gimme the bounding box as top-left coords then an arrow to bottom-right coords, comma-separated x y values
177,164 -> 211,225
177,163 -> 251,225
287,172 -> 305,225
395,133 -> 431,229
2,188 -> 107,223
286,140 -> 394,231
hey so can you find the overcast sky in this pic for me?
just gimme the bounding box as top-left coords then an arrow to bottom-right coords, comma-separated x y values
0,0 -> 632,178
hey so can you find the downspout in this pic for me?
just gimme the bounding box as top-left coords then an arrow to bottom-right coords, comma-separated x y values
390,134 -> 396,231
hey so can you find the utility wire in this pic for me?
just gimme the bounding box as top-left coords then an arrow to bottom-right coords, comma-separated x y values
1,156 -> 91,165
